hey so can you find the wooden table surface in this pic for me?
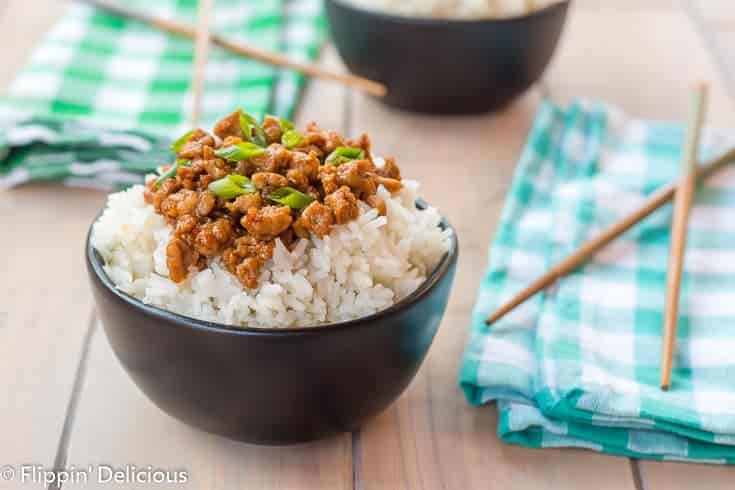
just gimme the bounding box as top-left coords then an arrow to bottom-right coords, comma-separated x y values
2,1 -> 735,488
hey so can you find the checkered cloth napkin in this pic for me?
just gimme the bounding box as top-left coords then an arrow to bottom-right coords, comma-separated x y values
0,0 -> 325,189
460,99 -> 735,463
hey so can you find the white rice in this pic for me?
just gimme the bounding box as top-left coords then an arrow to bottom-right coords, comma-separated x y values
341,0 -> 561,19
91,175 -> 451,328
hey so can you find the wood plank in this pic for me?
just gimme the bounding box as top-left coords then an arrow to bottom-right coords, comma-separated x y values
549,3 -> 735,487
62,48 -> 354,490
0,186 -> 105,489
348,84 -> 638,488
640,461 -> 734,490
0,2 -> 105,487
546,5 -> 735,125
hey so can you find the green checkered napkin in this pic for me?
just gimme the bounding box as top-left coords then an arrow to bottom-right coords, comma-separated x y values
0,0 -> 326,189
460,99 -> 735,463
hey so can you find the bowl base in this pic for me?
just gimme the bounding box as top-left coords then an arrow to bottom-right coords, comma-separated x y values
377,92 -> 523,115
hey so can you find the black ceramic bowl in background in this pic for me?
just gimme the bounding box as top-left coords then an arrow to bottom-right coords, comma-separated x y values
325,0 -> 569,114
86,205 -> 458,445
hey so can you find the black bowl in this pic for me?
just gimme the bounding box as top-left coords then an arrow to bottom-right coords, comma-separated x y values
85,203 -> 458,445
325,0 -> 569,114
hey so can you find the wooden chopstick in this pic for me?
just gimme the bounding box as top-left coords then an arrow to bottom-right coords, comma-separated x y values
77,0 -> 388,98
190,0 -> 215,127
485,145 -> 735,326
211,36 -> 387,97
660,83 -> 709,391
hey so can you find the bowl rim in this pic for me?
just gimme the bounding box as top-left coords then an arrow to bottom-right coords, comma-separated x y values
86,199 -> 459,337
326,0 -> 570,25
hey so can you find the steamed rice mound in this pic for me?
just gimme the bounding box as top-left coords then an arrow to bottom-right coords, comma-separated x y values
92,178 -> 450,328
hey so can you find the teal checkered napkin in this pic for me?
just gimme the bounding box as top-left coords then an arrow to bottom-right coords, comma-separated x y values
460,99 -> 735,464
0,0 -> 326,189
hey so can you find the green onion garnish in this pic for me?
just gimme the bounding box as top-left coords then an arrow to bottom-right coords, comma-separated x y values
325,146 -> 365,166
170,129 -> 195,153
252,124 -> 267,147
155,159 -> 190,188
279,117 -> 295,133
268,186 -> 315,209
208,174 -> 256,200
214,142 -> 267,162
238,112 -> 254,142
281,130 -> 302,149
238,111 -> 267,147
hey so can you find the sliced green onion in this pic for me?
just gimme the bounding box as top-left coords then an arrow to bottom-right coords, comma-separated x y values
325,146 -> 365,166
228,174 -> 256,192
155,159 -> 190,188
208,174 -> 256,200
238,112 -> 254,142
170,129 -> 195,153
279,117 -> 295,133
214,142 -> 267,162
281,130 -> 303,149
268,186 -> 315,209
238,111 -> 267,147
252,124 -> 267,147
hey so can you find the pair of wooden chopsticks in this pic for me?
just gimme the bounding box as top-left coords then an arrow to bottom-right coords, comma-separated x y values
77,0 -> 388,100
485,85 -> 726,391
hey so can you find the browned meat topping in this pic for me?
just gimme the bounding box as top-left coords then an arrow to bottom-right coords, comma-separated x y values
241,205 -> 293,241
178,129 -> 216,160
252,172 -> 289,194
226,193 -> 262,214
365,194 -> 387,216
166,238 -> 199,283
375,176 -> 403,193
377,157 -> 401,180
336,160 -> 380,198
144,109 -> 404,288
325,186 -> 359,224
213,111 -> 244,140
293,201 -> 334,238
262,115 -> 283,144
